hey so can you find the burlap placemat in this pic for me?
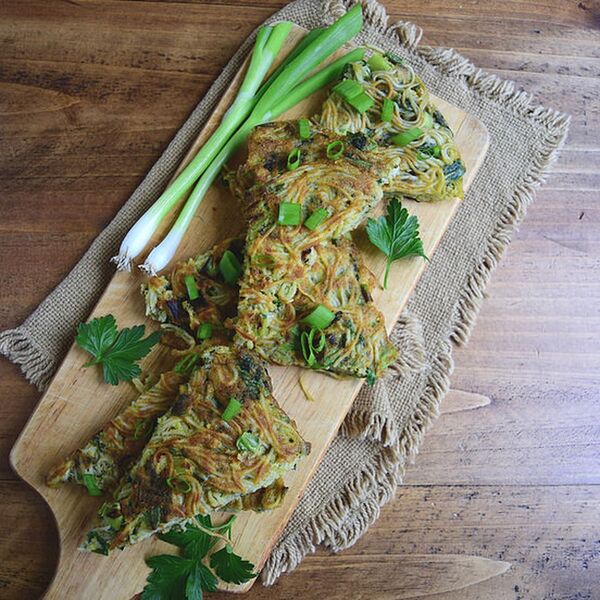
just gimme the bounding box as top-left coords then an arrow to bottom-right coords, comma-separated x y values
0,0 -> 569,586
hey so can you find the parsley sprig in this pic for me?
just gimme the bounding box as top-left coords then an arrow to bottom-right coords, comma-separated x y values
142,515 -> 256,599
75,314 -> 160,385
366,198 -> 428,289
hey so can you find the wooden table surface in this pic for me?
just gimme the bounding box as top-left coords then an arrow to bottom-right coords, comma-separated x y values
0,1 -> 598,599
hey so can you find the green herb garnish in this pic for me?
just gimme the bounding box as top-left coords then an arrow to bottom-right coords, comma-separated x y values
380,97 -> 394,122
142,516 -> 256,600
391,127 -> 423,147
197,323 -> 213,341
82,473 -> 102,496
298,118 -> 311,140
326,140 -> 345,160
303,304 -> 335,329
366,198 -> 428,289
219,250 -> 243,284
222,397 -> 242,421
304,208 -> 329,231
184,275 -> 199,300
75,314 -> 160,386
236,432 -> 261,453
278,202 -> 302,226
287,148 -> 301,171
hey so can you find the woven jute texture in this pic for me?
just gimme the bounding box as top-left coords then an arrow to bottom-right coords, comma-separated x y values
0,0 -> 569,585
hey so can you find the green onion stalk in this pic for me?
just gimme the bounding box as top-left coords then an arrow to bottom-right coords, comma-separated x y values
112,21 -> 293,270
141,6 -> 364,274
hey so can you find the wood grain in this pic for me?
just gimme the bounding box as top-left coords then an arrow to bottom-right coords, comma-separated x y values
0,1 -> 598,599
7,23 -> 488,598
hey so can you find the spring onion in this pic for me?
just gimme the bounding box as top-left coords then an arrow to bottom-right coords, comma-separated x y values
287,148 -> 301,170
167,476 -> 192,494
83,473 -> 102,497
113,22 -> 293,271
140,7 -> 364,273
422,111 -> 433,129
278,202 -> 302,226
333,78 -> 363,100
391,127 -> 423,147
381,97 -> 394,122
107,516 -> 123,530
326,140 -> 345,160
253,253 -> 275,268
304,208 -> 329,231
298,118 -> 311,139
184,275 -> 199,300
346,92 -> 374,113
236,432 -> 261,453
219,250 -> 242,284
300,327 -> 326,367
197,322 -> 213,340
303,304 -> 335,329
368,52 -> 392,71
222,397 -> 242,421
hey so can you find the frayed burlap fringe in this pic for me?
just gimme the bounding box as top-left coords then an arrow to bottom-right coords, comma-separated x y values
262,340 -> 453,584
260,0 -> 570,585
262,445 -> 400,584
0,329 -> 54,391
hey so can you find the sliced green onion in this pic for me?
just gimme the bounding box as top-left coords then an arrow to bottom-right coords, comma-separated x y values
422,111 -> 433,129
184,275 -> 199,300
304,208 -> 329,231
287,148 -> 301,171
368,52 -> 392,71
417,144 -> 441,160
236,432 -> 261,453
381,97 -> 394,122
219,250 -> 242,284
253,253 -> 276,268
278,202 -> 302,226
197,322 -> 213,340
222,397 -> 242,421
298,118 -> 311,140
167,476 -> 192,494
391,127 -> 423,147
83,473 -> 102,497
333,78 -> 363,100
300,327 -> 326,368
107,516 -> 123,530
303,304 -> 335,329
326,140 -> 345,160
346,92 -> 374,114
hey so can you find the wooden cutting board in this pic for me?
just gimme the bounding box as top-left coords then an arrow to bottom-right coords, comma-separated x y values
10,25 -> 489,599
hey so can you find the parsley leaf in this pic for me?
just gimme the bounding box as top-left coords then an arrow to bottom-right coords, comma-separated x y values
209,547 -> 257,585
366,198 -> 428,289
75,314 -> 160,385
159,519 -> 216,559
187,562 -> 218,598
144,516 -> 256,598
141,555 -> 194,600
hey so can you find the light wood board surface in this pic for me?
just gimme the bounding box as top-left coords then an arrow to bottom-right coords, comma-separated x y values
7,22 -> 490,600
